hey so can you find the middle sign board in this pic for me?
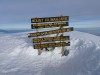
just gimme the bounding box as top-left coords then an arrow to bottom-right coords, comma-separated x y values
28,27 -> 73,37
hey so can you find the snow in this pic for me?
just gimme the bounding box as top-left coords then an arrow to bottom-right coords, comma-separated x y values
0,31 -> 100,75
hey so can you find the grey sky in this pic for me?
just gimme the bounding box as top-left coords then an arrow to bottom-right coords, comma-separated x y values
0,0 -> 100,29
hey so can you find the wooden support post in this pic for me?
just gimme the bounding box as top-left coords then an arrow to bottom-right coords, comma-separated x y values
36,28 -> 42,55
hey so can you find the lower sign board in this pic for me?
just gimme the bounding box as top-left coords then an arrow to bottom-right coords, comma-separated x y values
34,42 -> 70,49
28,27 -> 73,37
33,36 -> 70,43
31,22 -> 68,29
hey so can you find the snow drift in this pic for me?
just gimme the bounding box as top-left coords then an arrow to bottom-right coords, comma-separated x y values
0,31 -> 100,75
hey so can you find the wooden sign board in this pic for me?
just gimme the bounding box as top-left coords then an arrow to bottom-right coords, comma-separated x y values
33,36 -> 70,43
31,16 -> 69,23
28,27 -> 73,37
31,22 -> 68,29
34,42 -> 70,49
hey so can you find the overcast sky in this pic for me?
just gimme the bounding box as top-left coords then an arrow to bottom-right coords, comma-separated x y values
0,0 -> 100,29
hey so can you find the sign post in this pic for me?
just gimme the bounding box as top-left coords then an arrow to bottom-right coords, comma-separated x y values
28,16 -> 74,56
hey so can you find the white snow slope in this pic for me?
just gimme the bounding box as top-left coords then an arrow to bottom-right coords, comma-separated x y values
0,31 -> 100,75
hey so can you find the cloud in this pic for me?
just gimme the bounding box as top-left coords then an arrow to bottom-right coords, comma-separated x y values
0,0 -> 100,28
70,19 -> 100,28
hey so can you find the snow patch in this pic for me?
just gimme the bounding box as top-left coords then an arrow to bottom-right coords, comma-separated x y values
0,31 -> 100,75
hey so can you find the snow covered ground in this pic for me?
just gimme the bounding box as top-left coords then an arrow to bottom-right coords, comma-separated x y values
0,31 -> 100,75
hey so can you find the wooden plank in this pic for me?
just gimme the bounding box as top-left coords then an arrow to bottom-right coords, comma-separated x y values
34,42 -> 70,49
33,36 -> 70,43
28,27 -> 73,37
31,16 -> 69,23
31,22 -> 68,29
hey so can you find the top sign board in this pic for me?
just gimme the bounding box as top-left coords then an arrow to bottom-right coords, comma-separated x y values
31,16 -> 69,23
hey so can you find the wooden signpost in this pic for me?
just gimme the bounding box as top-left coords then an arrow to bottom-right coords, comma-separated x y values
28,16 -> 73,56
